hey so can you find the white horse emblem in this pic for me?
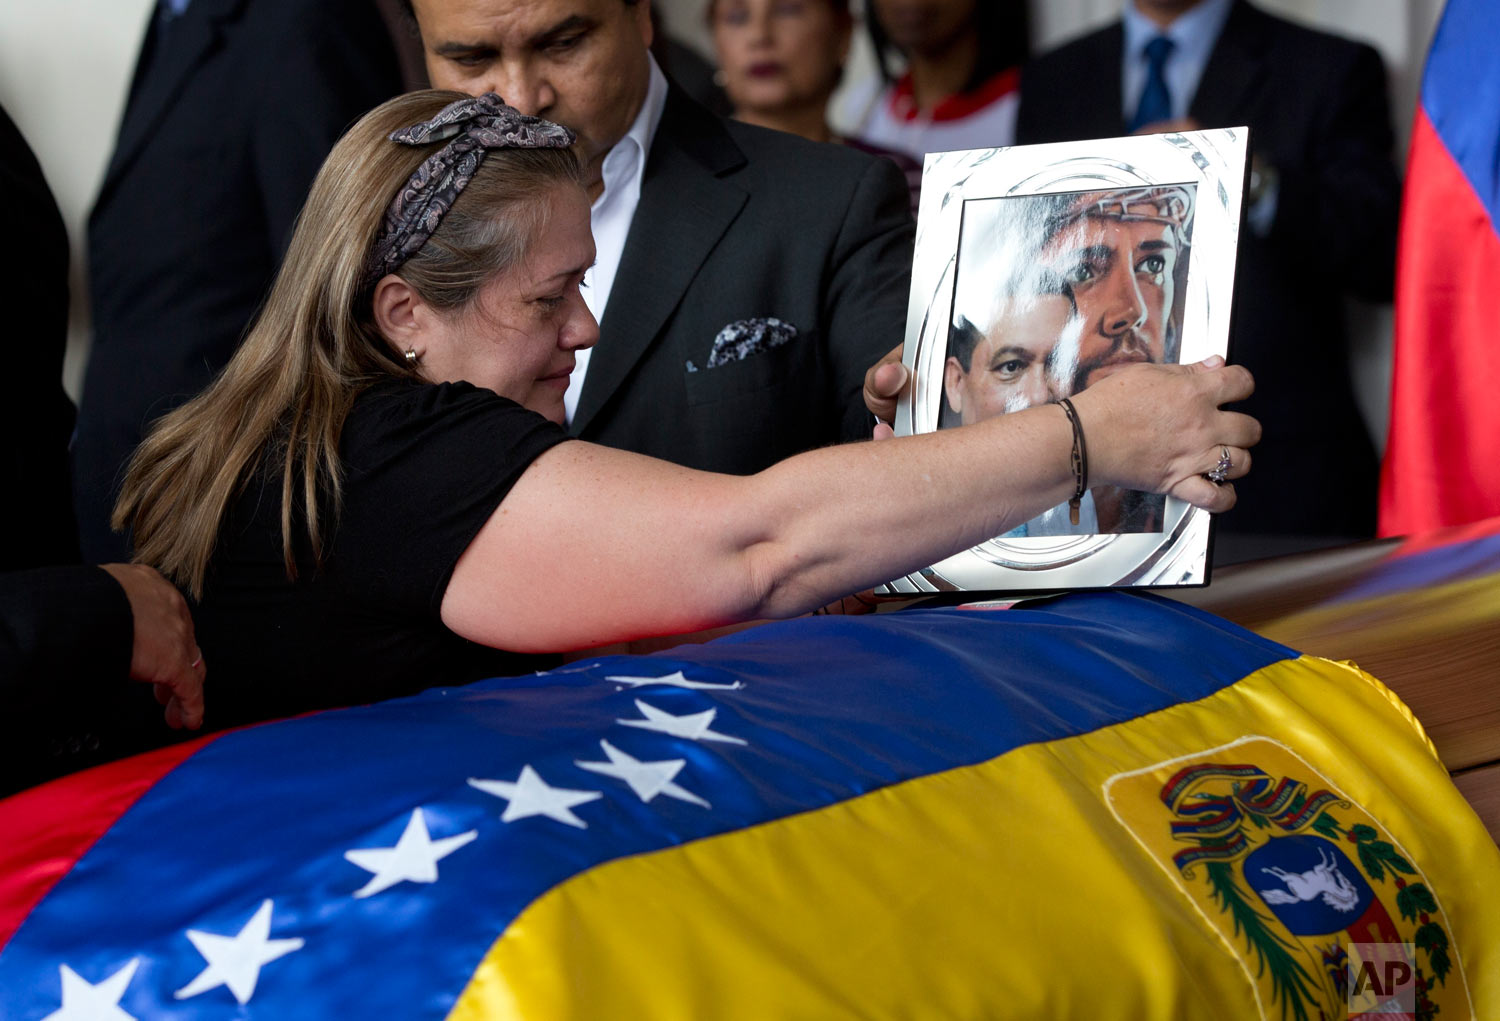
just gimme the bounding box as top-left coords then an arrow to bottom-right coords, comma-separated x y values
1257,844 -> 1361,913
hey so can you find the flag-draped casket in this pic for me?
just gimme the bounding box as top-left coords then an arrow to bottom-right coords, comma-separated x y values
1,593 -> 1496,1018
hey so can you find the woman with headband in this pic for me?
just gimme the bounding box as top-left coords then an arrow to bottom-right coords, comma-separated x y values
114,91 -> 1258,730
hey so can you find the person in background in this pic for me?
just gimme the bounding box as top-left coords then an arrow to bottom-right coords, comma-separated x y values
653,6 -> 732,116
708,0 -> 921,211
404,0 -> 915,475
1017,0 -> 1400,556
1,103 -> 78,571
846,0 -> 1029,162
1,562 -> 204,796
0,103 -> 203,799
74,0 -> 405,563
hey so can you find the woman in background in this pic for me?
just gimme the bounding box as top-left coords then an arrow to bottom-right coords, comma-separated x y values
849,0 -> 1028,161
709,0 -> 921,210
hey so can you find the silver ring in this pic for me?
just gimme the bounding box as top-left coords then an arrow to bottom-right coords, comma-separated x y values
1205,446 -> 1232,485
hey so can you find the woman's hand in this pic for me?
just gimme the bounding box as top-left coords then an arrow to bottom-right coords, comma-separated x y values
445,356 -> 1260,653
1070,355 -> 1259,511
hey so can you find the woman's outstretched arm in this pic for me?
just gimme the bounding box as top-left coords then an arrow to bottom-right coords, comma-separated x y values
441,359 -> 1258,653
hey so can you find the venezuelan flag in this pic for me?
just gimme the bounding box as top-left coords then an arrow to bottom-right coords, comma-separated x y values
1380,0 -> 1500,535
0,594 -> 1495,1018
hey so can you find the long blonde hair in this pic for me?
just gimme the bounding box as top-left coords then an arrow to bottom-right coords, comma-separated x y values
114,90 -> 582,597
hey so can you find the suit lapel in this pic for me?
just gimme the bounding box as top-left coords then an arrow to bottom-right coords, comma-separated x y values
98,0 -> 247,203
1088,23 -> 1129,138
571,89 -> 748,436
1189,0 -> 1269,128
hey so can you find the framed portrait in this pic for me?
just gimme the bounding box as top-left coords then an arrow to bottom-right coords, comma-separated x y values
882,128 -> 1248,595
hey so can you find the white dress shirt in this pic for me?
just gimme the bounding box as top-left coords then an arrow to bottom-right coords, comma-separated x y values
1120,0 -> 1234,125
1120,0 -> 1277,235
563,56 -> 669,425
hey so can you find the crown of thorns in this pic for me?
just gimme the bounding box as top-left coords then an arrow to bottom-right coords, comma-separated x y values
1041,185 -> 1194,244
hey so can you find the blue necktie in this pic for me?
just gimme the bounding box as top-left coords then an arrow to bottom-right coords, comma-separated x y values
1130,36 -> 1175,132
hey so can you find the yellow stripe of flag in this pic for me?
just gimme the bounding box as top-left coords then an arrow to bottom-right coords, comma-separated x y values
450,656 -> 1500,1019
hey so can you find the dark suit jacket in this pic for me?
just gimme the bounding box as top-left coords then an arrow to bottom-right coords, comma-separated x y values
0,105 -> 79,570
76,0 -> 402,562
0,567 -> 138,796
1017,0 -> 1400,541
571,88 -> 915,474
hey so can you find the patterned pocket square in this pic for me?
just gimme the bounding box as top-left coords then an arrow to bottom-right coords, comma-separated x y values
705,317 -> 798,369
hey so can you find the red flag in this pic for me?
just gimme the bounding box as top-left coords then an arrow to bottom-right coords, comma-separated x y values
1379,0 -> 1500,535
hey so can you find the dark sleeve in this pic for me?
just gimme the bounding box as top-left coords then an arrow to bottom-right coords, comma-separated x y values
336,382 -> 571,617
0,566 -> 132,697
1266,42 -> 1400,302
823,154 -> 916,441
251,0 -> 403,253
0,566 -> 145,796
0,104 -> 79,569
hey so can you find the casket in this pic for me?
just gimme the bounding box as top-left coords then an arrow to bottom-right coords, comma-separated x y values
2,525 -> 1497,1019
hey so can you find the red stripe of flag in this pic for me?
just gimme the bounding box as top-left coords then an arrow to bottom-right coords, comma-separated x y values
1378,110 -> 1500,535
0,735 -> 218,951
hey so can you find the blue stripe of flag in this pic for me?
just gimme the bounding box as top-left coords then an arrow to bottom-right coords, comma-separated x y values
1421,0 -> 1500,231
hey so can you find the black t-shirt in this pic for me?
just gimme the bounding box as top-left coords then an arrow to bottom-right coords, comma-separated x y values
193,379 -> 569,729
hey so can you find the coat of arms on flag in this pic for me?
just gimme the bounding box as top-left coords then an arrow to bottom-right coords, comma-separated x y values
1106,737 -> 1468,1020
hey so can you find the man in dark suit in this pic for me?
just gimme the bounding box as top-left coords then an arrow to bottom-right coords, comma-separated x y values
1016,0 -> 1400,554
407,0 -> 913,474
1,105 -> 202,796
1,103 -> 79,570
75,0 -> 404,562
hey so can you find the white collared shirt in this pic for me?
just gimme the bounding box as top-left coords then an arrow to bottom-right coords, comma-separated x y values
1120,0 -> 1277,234
1120,0 -> 1234,124
563,56 -> 669,425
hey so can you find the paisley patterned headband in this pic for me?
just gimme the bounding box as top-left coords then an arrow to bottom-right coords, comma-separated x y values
363,93 -> 575,290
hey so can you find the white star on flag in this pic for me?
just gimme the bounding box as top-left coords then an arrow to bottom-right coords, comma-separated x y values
468,765 -> 602,828
604,669 -> 743,691
344,808 -> 478,898
42,960 -> 139,1021
575,740 -> 711,808
618,699 -> 747,745
174,899 -> 304,1004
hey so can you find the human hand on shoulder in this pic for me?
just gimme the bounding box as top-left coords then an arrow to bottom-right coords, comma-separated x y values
1068,356 -> 1260,512
100,563 -> 205,730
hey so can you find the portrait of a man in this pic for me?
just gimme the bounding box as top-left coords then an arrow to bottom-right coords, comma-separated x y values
942,184 -> 1196,537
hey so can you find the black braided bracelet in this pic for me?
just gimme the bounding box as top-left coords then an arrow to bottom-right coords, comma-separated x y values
1057,398 -> 1089,525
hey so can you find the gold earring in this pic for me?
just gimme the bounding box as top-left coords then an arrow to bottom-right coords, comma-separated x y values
404,348 -> 419,366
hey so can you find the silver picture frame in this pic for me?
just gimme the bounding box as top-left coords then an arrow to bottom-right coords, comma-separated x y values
882,128 -> 1248,595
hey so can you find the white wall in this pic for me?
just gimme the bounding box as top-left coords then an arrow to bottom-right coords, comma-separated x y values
0,0 -> 153,398
0,0 -> 1447,447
